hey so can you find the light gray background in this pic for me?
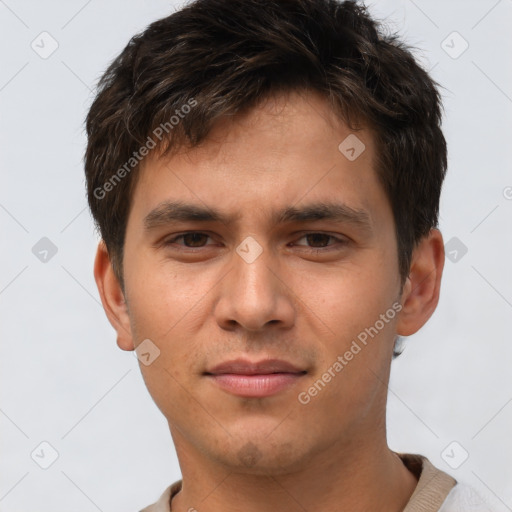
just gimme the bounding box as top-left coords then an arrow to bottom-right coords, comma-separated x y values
1,0 -> 511,510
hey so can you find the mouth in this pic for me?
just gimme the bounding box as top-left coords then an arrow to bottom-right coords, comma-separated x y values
204,358 -> 307,398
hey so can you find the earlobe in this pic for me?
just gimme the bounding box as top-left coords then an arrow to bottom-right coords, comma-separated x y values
93,240 -> 135,351
396,229 -> 445,337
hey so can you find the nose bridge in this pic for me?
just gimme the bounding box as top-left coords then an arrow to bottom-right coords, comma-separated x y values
215,238 -> 294,331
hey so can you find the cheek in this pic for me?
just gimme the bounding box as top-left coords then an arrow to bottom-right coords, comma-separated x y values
297,260 -> 397,341
124,266 -> 202,390
126,256 -> 208,338
294,259 -> 398,400
127,281 -> 204,424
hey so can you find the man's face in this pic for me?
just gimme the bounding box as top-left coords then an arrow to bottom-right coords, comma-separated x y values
121,91 -> 403,473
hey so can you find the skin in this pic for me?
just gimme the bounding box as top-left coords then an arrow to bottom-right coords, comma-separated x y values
94,89 -> 445,512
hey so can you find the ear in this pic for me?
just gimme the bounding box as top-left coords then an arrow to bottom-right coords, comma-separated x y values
396,229 -> 445,336
93,240 -> 135,351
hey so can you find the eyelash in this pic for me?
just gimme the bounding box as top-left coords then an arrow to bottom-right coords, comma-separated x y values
162,232 -> 348,252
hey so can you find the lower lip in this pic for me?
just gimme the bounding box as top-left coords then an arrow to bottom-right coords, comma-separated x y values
207,373 -> 305,398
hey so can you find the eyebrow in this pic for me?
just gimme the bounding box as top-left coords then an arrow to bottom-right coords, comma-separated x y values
143,200 -> 373,233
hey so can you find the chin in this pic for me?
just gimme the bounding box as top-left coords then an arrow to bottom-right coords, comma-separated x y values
208,435 -> 312,476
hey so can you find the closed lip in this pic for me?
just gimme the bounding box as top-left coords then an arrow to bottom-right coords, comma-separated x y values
205,358 -> 307,375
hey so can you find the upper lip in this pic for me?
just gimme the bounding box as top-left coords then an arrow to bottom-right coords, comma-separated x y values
205,358 -> 306,375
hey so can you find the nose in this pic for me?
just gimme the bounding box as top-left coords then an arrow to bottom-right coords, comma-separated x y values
214,242 -> 296,332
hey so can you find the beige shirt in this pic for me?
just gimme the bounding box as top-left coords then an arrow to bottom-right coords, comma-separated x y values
140,452 -> 458,512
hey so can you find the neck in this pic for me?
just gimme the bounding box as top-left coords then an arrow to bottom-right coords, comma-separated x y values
170,431 -> 418,512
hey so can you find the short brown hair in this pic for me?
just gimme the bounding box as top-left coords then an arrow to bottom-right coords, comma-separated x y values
85,0 -> 447,293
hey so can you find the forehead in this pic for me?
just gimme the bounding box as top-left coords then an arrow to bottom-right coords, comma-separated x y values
184,89 -> 371,164
128,90 -> 383,229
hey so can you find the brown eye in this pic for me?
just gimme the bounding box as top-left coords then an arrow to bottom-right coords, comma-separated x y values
165,232 -> 212,248
304,233 -> 333,248
294,233 -> 347,250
